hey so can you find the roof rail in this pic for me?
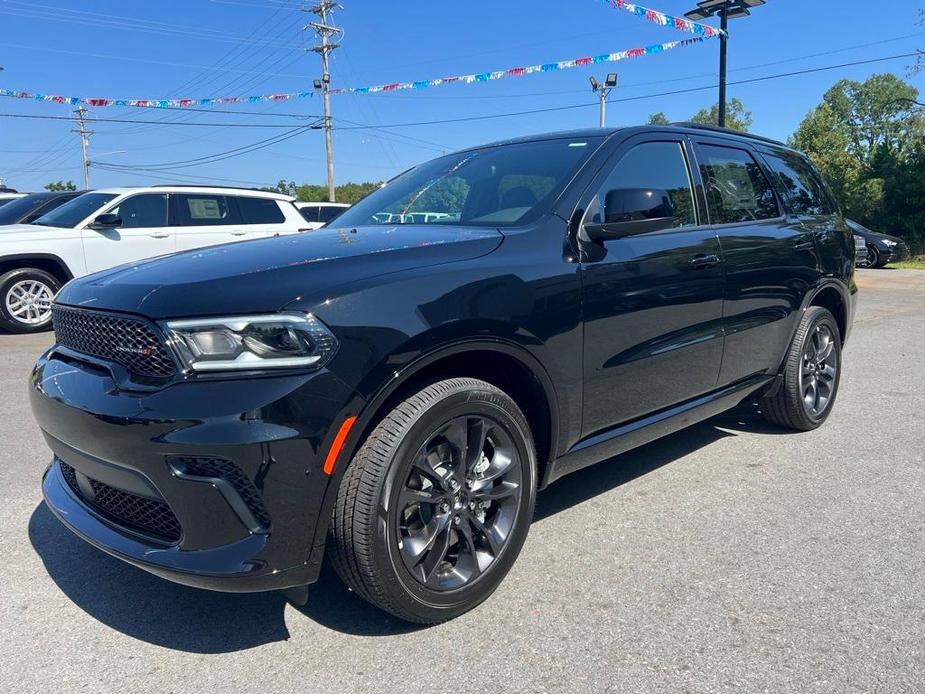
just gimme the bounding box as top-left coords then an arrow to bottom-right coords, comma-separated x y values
670,122 -> 788,147
150,183 -> 276,192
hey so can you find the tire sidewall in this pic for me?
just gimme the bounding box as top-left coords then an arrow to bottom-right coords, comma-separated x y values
788,307 -> 842,428
0,268 -> 60,333
373,386 -> 537,621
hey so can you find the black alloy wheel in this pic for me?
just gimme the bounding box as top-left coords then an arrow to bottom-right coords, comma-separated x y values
760,306 -> 842,431
395,414 -> 523,591
329,377 -> 536,624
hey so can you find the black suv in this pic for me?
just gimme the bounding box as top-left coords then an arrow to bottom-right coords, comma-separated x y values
30,125 -> 856,623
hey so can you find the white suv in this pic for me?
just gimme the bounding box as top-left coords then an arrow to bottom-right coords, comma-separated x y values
295,201 -> 350,230
0,185 -> 308,333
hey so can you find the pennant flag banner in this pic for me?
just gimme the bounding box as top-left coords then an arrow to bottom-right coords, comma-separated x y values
0,37 -> 707,109
601,0 -> 724,37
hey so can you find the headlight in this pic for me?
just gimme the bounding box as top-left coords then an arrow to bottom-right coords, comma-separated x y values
880,238 -> 897,246
164,313 -> 337,372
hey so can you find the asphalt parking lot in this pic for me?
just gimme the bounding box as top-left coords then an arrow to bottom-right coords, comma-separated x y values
1,268 -> 923,693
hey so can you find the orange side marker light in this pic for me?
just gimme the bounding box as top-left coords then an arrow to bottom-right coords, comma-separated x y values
323,415 -> 357,475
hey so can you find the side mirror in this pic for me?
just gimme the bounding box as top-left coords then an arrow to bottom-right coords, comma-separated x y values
584,188 -> 677,241
88,213 -> 122,230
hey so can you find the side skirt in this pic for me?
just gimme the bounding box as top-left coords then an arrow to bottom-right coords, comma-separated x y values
543,374 -> 773,486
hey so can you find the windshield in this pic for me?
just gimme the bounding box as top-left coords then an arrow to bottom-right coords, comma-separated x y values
33,192 -> 117,228
0,194 -> 48,225
333,137 -> 604,228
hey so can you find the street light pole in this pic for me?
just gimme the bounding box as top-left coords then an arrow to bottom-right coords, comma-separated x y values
684,0 -> 765,129
718,5 -> 728,127
590,74 -> 618,128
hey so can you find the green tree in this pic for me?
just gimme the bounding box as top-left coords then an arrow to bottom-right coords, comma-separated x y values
647,112 -> 670,125
690,97 -> 753,131
45,180 -> 76,191
791,73 -> 925,252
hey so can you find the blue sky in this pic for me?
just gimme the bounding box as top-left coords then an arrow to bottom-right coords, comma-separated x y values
1,0 -> 922,192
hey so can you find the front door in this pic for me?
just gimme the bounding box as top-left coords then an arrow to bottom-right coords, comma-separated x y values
81,192 -> 174,273
579,137 -> 725,439
172,192 -> 248,251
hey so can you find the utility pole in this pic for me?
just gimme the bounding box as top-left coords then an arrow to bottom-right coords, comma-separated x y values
717,5 -> 728,127
306,2 -> 342,203
589,74 -> 618,128
72,106 -> 92,190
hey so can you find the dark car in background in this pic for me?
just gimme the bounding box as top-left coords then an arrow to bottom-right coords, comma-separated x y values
848,219 -> 911,268
30,124 -> 856,624
0,191 -> 83,226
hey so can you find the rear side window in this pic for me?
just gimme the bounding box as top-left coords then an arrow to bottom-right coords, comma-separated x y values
697,144 -> 779,224
761,150 -> 833,216
237,197 -> 285,224
108,194 -> 168,228
299,206 -> 320,223
175,194 -> 241,226
319,206 -> 346,223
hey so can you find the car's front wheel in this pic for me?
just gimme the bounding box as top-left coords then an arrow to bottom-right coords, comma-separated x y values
329,377 -> 537,624
0,268 -> 60,333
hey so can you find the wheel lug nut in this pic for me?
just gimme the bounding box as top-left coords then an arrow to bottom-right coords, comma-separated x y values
468,501 -> 476,510
440,502 -> 449,513
453,516 -> 461,526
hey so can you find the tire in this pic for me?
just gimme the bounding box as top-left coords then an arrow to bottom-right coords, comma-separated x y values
329,377 -> 537,624
866,245 -> 881,268
0,268 -> 60,333
760,306 -> 842,431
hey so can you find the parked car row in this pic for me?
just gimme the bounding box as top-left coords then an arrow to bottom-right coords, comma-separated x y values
0,186 -> 358,333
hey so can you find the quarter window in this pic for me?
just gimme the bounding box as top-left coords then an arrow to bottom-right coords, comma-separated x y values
590,141 -> 697,229
761,150 -> 833,216
108,194 -> 168,228
175,194 -> 240,226
237,197 -> 285,224
697,145 -> 779,224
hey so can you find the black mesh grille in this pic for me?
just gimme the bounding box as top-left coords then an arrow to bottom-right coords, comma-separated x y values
52,306 -> 176,379
59,461 -> 181,542
171,456 -> 271,528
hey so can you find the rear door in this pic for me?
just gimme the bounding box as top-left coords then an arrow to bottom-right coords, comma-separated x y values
690,138 -> 818,386
579,135 -> 725,437
82,192 -> 175,273
235,196 -> 292,238
172,192 -> 246,250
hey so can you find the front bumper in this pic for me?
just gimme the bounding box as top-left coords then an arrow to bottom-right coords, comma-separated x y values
31,347 -> 360,592
881,242 -> 911,263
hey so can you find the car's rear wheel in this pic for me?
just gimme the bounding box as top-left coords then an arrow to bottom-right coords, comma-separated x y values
329,377 -> 537,624
760,306 -> 841,431
0,268 -> 60,333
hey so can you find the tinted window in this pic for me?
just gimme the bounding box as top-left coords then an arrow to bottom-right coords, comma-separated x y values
33,192 -> 118,228
25,194 -> 76,223
298,206 -> 319,223
0,194 -> 50,225
698,145 -> 779,224
762,150 -> 833,216
333,137 -> 604,228
238,196 -> 285,224
590,141 -> 696,228
175,194 -> 240,226
319,206 -> 346,223
108,194 -> 168,228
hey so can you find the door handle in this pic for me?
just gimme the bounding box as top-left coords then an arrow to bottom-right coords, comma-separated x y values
689,253 -> 720,269
230,229 -> 247,236
149,231 -> 170,238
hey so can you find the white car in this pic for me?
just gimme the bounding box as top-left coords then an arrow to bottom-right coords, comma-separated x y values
0,185 -> 308,333
295,201 -> 350,230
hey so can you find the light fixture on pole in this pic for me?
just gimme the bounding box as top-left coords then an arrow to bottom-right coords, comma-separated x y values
590,73 -> 618,128
684,0 -> 765,128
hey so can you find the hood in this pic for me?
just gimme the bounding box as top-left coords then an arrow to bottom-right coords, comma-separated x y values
56,225 -> 503,319
0,223 -> 69,237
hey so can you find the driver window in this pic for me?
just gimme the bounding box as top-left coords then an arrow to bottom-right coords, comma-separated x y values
108,194 -> 168,229
697,144 -> 779,224
591,141 -> 696,229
